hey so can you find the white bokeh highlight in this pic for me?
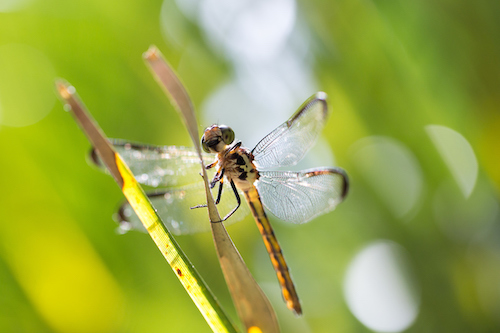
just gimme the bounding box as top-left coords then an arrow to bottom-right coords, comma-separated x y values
344,240 -> 420,332
160,0 -> 319,153
426,125 -> 478,198
198,0 -> 296,62
350,136 -> 424,218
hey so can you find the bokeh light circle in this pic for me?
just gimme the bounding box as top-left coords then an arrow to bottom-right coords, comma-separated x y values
344,240 -> 420,332
350,136 -> 424,218
426,125 -> 478,198
198,0 -> 296,62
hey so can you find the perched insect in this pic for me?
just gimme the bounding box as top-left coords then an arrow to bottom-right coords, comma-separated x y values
92,92 -> 348,315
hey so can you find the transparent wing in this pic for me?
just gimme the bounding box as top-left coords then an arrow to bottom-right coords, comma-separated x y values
252,92 -> 328,169
256,168 -> 349,224
90,139 -> 214,187
117,180 -> 249,235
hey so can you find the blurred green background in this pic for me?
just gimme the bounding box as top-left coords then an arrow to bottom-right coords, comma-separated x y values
1,0 -> 499,332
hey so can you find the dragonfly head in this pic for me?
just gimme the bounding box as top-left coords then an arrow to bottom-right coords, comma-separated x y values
201,125 -> 235,153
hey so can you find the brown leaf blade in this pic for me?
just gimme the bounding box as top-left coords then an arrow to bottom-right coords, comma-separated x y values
144,46 -> 280,333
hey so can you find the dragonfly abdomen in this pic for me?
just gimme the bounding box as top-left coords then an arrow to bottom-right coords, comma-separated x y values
243,186 -> 302,316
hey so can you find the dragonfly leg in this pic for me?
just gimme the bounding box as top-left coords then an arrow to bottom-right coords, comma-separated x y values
230,141 -> 242,151
205,161 -> 217,169
190,176 -> 224,210
215,177 -> 224,204
221,179 -> 240,221
210,168 -> 224,189
190,203 -> 207,209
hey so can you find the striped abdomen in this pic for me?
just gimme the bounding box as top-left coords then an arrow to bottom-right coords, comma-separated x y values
243,186 -> 302,315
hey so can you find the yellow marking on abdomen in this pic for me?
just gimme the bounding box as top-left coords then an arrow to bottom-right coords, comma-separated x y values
243,186 -> 302,316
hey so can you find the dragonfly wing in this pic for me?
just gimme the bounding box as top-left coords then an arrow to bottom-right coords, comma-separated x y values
256,168 -> 349,224
90,139 -> 214,187
251,92 -> 328,169
117,180 -> 249,235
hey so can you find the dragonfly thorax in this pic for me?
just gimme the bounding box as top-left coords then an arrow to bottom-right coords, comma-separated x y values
219,145 -> 259,190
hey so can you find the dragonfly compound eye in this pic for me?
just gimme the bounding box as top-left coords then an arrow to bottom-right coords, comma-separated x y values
219,125 -> 235,144
201,135 -> 210,153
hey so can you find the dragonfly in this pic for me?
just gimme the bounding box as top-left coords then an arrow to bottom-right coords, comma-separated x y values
91,92 -> 348,315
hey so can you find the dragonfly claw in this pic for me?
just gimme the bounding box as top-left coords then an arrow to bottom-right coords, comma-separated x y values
190,204 -> 207,210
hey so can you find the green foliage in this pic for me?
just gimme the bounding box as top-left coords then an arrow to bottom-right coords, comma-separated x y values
0,0 -> 499,332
